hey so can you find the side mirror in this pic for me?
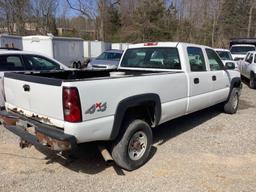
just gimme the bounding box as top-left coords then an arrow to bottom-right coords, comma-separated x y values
225,62 -> 235,70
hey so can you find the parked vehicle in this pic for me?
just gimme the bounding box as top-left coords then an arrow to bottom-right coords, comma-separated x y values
0,42 -> 242,171
0,49 -> 69,107
238,51 -> 256,88
84,41 -> 112,59
230,38 -> 256,61
87,49 -> 124,70
0,34 -> 23,50
214,48 -> 239,71
22,35 -> 84,68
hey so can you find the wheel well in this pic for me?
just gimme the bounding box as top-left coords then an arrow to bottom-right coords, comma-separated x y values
233,80 -> 241,88
124,102 -> 156,127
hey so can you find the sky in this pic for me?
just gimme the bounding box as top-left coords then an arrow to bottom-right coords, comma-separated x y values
56,0 -> 97,18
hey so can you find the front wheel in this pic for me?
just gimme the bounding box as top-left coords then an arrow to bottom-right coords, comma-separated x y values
111,119 -> 153,171
223,88 -> 240,114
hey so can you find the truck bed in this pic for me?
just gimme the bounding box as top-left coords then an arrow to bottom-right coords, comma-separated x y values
5,70 -> 180,85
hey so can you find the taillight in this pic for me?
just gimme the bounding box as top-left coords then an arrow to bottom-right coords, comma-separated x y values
63,87 -> 82,123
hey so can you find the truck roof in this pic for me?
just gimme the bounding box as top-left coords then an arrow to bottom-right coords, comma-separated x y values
231,44 -> 255,47
214,48 -> 231,52
230,38 -> 256,47
128,42 -> 211,49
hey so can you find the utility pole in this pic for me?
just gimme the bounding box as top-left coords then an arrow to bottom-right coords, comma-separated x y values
247,0 -> 256,38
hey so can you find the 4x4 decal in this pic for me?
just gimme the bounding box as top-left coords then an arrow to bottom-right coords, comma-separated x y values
85,102 -> 107,114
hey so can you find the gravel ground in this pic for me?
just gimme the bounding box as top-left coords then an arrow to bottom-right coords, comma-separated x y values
0,82 -> 256,192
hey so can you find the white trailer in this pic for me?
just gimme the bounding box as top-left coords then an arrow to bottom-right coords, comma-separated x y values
90,41 -> 111,58
22,35 -> 84,68
0,34 -> 23,50
112,43 -> 132,50
83,41 -> 91,58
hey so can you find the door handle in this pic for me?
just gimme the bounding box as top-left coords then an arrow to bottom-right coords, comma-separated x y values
23,84 -> 30,92
194,78 -> 199,84
212,75 -> 217,81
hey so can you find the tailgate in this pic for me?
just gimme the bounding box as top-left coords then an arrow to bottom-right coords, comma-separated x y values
4,73 -> 64,127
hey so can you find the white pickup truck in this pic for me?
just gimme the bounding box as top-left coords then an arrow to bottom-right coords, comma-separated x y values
239,51 -> 256,88
0,42 -> 242,170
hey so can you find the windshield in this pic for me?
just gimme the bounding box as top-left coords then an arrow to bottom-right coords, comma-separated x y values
120,47 -> 181,70
96,52 -> 122,61
230,46 -> 255,55
216,51 -> 233,60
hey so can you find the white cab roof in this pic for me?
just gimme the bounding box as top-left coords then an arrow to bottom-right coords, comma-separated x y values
214,48 -> 231,52
128,42 -> 212,49
231,44 -> 255,47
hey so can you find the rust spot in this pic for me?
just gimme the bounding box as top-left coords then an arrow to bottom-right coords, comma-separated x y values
0,115 -> 18,126
36,132 -> 71,151
32,114 -> 51,124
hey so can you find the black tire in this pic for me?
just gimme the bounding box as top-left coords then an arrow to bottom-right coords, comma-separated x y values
224,88 -> 239,114
249,72 -> 256,89
77,61 -> 81,69
111,119 -> 153,171
72,62 -> 77,68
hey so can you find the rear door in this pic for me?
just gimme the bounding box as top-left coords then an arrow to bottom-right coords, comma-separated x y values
186,46 -> 213,113
205,48 -> 230,105
0,54 -> 26,106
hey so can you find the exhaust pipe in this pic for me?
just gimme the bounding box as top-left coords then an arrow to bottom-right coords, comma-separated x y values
98,145 -> 113,164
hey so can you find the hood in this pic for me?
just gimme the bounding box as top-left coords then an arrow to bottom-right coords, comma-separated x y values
90,59 -> 119,66
231,54 -> 246,61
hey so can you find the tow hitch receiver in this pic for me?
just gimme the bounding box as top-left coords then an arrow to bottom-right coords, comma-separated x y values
0,110 -> 77,151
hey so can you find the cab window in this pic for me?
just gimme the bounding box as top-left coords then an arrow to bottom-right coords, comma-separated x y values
206,48 -> 224,71
121,47 -> 181,70
0,55 -> 25,71
187,47 -> 206,72
245,53 -> 253,64
22,55 -> 61,70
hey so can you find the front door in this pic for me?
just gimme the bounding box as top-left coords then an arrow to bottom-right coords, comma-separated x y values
205,48 -> 230,105
186,46 -> 213,114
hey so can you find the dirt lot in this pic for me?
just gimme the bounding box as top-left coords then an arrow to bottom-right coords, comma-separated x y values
0,82 -> 256,192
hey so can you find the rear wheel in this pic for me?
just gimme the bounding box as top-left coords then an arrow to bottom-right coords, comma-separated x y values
224,88 -> 239,114
111,119 -> 153,171
249,72 -> 256,89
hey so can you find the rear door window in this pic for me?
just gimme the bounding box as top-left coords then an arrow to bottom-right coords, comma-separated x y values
0,55 -> 25,71
187,47 -> 206,72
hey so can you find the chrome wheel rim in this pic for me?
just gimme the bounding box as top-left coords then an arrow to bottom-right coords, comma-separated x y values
128,131 -> 147,161
232,94 -> 238,110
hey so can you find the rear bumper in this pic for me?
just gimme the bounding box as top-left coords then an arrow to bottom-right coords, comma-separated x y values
0,110 -> 77,151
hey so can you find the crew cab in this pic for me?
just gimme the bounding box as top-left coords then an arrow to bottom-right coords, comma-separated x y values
239,51 -> 256,88
0,42 -> 242,171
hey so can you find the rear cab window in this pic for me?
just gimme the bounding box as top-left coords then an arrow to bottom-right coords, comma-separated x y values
0,55 -> 25,71
120,47 -> 182,70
